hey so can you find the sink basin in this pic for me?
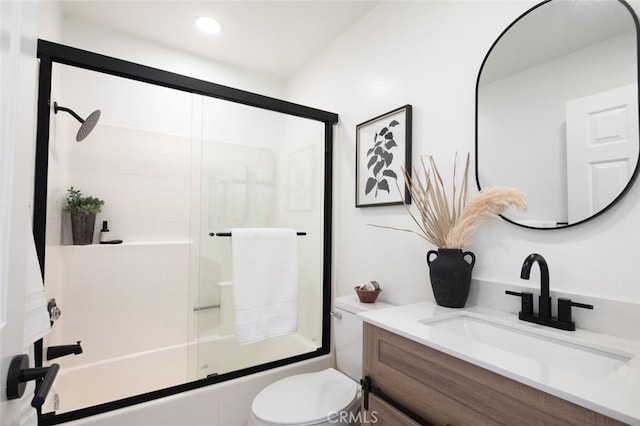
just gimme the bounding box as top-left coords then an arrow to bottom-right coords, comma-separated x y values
419,313 -> 633,379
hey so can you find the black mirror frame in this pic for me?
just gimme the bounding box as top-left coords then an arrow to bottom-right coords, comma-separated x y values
475,0 -> 640,230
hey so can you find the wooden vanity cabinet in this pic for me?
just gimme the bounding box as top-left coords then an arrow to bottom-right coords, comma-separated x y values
361,323 -> 624,426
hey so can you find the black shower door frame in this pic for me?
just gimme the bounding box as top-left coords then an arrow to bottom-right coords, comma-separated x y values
34,39 -> 337,425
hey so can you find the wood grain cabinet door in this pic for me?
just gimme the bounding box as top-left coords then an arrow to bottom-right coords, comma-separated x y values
362,394 -> 422,426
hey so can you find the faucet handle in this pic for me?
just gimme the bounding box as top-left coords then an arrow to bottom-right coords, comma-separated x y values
505,290 -> 534,315
557,298 -> 594,325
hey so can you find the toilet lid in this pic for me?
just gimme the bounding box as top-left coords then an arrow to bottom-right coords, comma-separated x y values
252,368 -> 358,426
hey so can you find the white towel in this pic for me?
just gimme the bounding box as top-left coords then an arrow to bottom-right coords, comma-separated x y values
22,231 -> 51,426
23,232 -> 51,348
231,228 -> 298,344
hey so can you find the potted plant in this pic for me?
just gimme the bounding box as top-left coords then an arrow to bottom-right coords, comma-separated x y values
64,187 -> 104,245
372,153 -> 526,308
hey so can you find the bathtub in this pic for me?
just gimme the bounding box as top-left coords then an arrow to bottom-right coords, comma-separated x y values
45,333 -> 319,415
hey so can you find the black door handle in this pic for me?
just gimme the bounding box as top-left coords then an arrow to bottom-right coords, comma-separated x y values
6,354 -> 59,408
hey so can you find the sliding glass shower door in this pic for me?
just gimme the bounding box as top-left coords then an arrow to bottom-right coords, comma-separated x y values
192,97 -> 325,378
36,40 -> 335,423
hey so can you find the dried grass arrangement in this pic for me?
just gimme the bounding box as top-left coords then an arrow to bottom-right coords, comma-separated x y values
370,153 -> 526,248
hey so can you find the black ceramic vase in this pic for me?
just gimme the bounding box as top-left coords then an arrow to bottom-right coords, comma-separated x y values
70,212 -> 96,245
426,248 -> 476,308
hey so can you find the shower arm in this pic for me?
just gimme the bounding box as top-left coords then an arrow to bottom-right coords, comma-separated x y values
53,102 -> 85,123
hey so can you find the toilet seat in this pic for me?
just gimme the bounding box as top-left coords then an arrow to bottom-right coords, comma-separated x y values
251,368 -> 358,426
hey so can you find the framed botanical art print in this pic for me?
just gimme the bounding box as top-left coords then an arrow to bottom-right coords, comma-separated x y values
356,104 -> 412,207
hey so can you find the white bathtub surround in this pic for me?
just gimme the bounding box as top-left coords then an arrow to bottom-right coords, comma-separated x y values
42,235 -> 321,414
62,356 -> 331,426
47,116 -> 192,247
44,332 -> 318,413
42,242 -> 190,413
231,228 -> 298,344
359,302 -> 640,424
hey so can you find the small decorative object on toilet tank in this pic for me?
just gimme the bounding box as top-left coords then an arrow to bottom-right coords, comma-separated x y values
355,281 -> 381,303
356,281 -> 379,291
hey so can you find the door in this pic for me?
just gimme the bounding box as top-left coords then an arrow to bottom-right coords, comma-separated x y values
362,394 -> 423,426
1,0 -> 40,424
566,84 -> 639,223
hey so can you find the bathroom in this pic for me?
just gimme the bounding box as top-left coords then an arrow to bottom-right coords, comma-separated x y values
2,0 -> 639,425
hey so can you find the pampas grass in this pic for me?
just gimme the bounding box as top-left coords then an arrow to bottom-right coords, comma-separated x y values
369,153 -> 526,248
445,187 -> 527,248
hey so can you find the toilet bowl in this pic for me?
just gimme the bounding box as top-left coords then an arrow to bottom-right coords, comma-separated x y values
248,295 -> 394,426
249,368 -> 359,426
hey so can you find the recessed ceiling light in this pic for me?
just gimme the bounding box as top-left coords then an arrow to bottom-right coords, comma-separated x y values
196,16 -> 222,35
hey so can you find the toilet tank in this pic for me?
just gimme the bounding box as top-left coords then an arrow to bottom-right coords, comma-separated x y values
333,295 -> 394,381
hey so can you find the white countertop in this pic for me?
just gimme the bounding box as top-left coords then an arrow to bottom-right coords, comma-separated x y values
358,302 -> 640,425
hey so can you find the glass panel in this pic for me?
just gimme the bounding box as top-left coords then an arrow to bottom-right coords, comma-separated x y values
43,64 -> 194,414
41,63 -> 326,416
193,97 -> 324,378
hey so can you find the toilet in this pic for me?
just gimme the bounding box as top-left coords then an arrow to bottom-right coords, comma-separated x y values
249,295 -> 394,426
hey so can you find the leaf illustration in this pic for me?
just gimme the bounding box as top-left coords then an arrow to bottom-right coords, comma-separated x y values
379,127 -> 388,136
389,120 -> 399,127
382,169 -> 398,179
367,156 -> 378,169
384,132 -> 394,140
374,146 -> 384,156
367,147 -> 375,156
373,160 -> 385,176
378,179 -> 390,193
381,151 -> 393,167
385,140 -> 397,149
365,177 -> 377,195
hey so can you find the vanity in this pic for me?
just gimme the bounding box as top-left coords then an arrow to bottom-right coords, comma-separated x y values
358,303 -> 639,425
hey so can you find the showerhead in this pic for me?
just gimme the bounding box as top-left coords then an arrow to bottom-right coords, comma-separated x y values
53,102 -> 101,142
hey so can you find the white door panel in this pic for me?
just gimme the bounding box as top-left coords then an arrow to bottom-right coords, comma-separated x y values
566,84 -> 639,223
1,1 -> 40,425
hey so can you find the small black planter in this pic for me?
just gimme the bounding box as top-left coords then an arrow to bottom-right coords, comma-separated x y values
426,248 -> 476,308
70,212 -> 96,245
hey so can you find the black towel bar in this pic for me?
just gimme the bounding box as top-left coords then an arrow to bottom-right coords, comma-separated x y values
209,231 -> 307,237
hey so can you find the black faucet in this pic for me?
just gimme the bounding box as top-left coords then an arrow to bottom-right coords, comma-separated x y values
47,341 -> 83,360
506,253 -> 593,331
521,253 -> 552,319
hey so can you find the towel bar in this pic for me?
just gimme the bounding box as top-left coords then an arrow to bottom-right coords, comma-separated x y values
193,304 -> 220,312
209,231 -> 307,237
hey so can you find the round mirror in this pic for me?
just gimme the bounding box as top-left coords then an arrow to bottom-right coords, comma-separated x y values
476,0 -> 640,229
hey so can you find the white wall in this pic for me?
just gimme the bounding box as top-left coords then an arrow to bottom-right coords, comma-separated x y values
288,0 -> 640,304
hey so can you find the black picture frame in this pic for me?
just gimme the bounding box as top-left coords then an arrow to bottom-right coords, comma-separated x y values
356,104 -> 412,207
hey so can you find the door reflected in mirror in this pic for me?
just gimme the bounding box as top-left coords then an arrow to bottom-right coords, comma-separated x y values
476,0 -> 640,229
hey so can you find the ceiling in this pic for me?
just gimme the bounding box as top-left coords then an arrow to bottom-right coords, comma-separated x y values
479,0 -> 635,84
59,1 -> 380,78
